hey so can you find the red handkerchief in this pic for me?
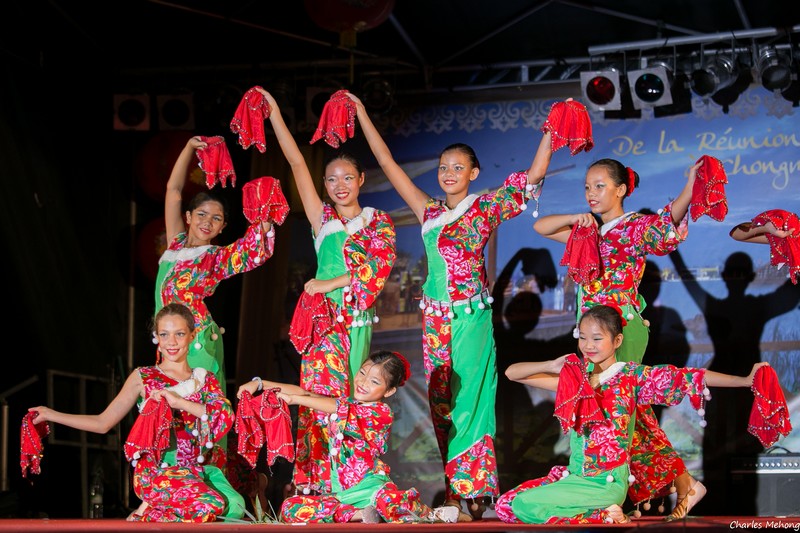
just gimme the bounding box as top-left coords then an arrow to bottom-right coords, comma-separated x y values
289,292 -> 336,355
235,390 -> 295,469
541,100 -> 594,155
690,155 -> 728,222
20,412 -> 50,478
310,90 -> 356,148
748,365 -> 792,448
560,224 -> 602,285
751,209 -> 800,285
124,398 -> 173,463
196,135 -> 237,189
230,86 -> 271,153
553,354 -> 604,434
242,176 -> 290,226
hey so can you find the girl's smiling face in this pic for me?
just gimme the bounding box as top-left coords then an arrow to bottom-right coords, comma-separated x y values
353,361 -> 396,403
156,314 -> 195,364
578,316 -> 623,372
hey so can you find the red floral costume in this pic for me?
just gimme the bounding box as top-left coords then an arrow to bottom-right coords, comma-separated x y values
295,205 -> 396,492
575,203 -> 692,504
496,360 -> 707,524
282,398 -> 436,523
419,171 -> 542,503
155,223 -> 275,396
130,366 -> 243,522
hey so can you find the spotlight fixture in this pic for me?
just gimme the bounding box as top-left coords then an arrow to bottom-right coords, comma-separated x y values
691,54 -> 739,97
627,65 -> 673,109
757,46 -> 792,92
580,69 -> 622,111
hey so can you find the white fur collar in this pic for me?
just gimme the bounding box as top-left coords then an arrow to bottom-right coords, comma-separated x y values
421,195 -> 477,235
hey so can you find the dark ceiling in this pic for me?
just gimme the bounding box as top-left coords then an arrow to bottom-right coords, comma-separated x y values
7,0 -> 799,109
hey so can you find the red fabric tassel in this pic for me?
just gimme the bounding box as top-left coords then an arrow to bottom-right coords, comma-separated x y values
241,176 -> 290,226
310,90 -> 356,148
553,354 -> 605,434
560,224 -> 602,285
541,100 -> 594,155
690,155 -> 728,222
751,209 -> 800,285
20,412 -> 50,478
230,86 -> 271,153
748,365 -> 793,448
196,135 -> 237,189
235,390 -> 295,469
123,398 -> 173,463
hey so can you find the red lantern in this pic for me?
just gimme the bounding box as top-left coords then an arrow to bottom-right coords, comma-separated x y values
304,0 -> 395,33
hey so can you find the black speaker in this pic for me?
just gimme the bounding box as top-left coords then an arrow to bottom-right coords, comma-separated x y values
731,454 -> 800,516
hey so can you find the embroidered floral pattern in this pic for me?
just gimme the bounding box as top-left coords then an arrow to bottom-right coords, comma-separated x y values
296,204 -> 396,491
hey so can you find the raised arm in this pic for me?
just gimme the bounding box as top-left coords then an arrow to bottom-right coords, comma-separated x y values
504,355 -> 567,392
526,130 -> 553,186
349,93 -> 430,222
29,370 -> 143,434
533,213 -> 597,243
165,137 -> 206,243
669,160 -> 700,224
256,88 -> 324,231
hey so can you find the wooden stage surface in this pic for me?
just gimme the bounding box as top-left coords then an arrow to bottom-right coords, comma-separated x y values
0,516 -> 797,531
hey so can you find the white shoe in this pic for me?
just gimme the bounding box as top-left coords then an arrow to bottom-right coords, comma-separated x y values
431,505 -> 460,523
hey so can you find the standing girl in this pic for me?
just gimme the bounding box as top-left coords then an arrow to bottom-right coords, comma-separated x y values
497,305 -> 766,525
29,303 -> 244,522
533,157 -> 704,517
256,88 -> 396,494
157,136 -> 276,396
238,351 -> 458,524
349,92 -> 572,519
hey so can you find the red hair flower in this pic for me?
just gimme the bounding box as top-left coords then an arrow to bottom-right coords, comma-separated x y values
393,352 -> 412,386
625,167 -> 636,197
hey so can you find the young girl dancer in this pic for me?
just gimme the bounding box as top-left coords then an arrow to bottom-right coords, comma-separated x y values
497,304 -> 766,525
237,350 -> 458,524
349,92 -> 586,520
157,136 -> 276,396
256,87 -> 396,494
29,303 -> 244,522
533,157 -> 705,518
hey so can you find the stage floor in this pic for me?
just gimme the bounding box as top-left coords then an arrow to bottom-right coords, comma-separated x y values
0,516 -> 797,531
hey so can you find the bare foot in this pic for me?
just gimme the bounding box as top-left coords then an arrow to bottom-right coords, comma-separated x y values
126,501 -> 148,521
605,504 -> 630,523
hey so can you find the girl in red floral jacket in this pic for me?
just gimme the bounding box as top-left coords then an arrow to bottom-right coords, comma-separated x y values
238,350 -> 458,524
497,304 -> 765,524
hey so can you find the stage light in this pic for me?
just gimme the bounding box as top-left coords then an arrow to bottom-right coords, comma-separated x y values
757,46 -> 792,92
627,65 -> 673,109
654,71 -> 693,118
691,54 -> 738,97
580,69 -> 622,111
711,67 -> 753,114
